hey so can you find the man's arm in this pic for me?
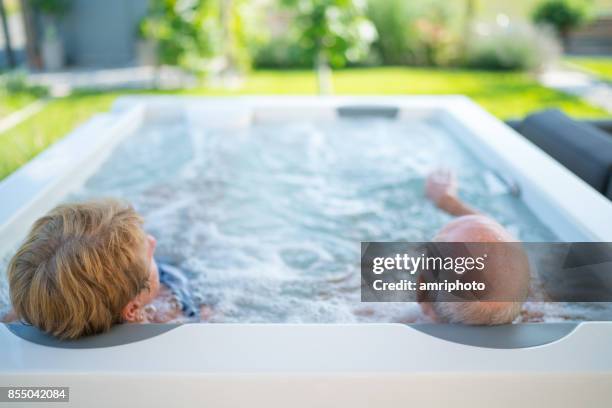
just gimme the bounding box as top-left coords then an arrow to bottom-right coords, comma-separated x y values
425,168 -> 479,217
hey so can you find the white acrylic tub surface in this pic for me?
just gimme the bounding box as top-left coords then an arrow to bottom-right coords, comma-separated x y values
1,96 -> 611,407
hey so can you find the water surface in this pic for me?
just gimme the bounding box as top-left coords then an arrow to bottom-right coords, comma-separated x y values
2,116 -> 609,322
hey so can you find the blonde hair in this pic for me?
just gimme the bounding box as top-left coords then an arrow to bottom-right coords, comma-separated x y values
8,199 -> 150,339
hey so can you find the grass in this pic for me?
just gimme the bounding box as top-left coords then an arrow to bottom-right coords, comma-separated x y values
477,0 -> 612,19
0,71 -> 50,119
0,67 -> 609,180
0,91 -> 41,119
0,92 -> 120,180
564,56 -> 612,82
180,68 -> 609,118
329,67 -> 608,119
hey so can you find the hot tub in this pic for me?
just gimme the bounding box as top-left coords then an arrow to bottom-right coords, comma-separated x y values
1,96 -> 611,407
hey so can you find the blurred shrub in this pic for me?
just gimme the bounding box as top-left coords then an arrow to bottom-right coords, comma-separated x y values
253,0 -> 377,69
531,0 -> 591,42
253,33 -> 380,69
139,0 -> 257,74
0,71 -> 48,97
254,0 -> 469,69
366,0 -> 462,66
29,0 -> 71,16
253,35 -> 313,68
366,0 -> 420,65
236,0 -> 279,71
139,0 -> 215,71
291,0 -> 377,68
465,24 -> 560,71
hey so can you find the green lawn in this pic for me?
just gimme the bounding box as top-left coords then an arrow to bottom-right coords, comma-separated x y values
329,68 -> 608,119
0,67 -> 609,180
564,56 -> 612,82
0,92 -> 120,180
0,91 -> 41,119
477,0 -> 612,20
0,72 -> 49,119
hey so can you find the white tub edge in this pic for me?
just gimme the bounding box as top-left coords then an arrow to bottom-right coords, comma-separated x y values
0,104 -> 146,250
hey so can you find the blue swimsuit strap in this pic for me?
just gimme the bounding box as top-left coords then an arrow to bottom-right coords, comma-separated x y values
156,261 -> 199,318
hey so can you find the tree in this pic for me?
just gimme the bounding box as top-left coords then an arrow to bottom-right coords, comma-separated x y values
139,0 -> 253,83
218,0 -> 251,75
139,0 -> 216,71
532,0 -> 591,47
286,0 -> 376,94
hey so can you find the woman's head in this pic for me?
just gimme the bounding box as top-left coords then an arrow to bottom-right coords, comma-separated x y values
8,199 -> 159,339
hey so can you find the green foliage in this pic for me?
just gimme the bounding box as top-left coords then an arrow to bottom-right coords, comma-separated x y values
366,0 -> 420,65
0,71 -> 48,97
464,24 -> 558,71
256,0 -> 466,69
466,35 -> 536,71
139,0 -> 256,73
366,0 -> 462,66
253,35 -> 313,68
0,72 -> 48,119
284,0 -> 377,68
139,0 -> 217,70
531,0 -> 590,36
219,0 -> 254,72
29,0 -> 71,16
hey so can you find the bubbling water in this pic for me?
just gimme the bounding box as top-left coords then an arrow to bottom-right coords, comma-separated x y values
1,115 -> 609,322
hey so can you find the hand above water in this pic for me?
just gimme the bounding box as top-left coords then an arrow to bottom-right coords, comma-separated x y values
425,168 -> 458,207
425,168 -> 478,217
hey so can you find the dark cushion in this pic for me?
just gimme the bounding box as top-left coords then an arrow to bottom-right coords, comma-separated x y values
519,109 -> 612,197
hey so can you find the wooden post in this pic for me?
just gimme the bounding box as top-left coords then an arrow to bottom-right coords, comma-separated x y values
0,0 -> 15,68
19,0 -> 42,69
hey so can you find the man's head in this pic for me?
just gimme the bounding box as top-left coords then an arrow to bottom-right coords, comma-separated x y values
8,199 -> 159,339
419,215 -> 530,325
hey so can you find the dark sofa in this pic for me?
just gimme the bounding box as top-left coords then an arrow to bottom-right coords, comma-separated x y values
509,109 -> 612,201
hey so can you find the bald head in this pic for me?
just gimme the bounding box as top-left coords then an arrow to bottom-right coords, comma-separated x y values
421,215 -> 530,325
434,214 -> 516,243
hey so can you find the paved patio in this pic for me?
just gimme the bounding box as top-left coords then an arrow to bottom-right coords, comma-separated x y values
539,67 -> 612,114
27,66 -> 197,96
